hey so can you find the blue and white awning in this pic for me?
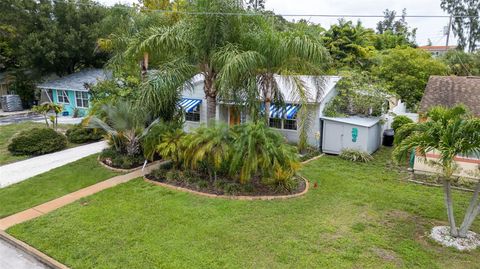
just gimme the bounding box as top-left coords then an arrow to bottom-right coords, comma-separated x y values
269,104 -> 300,119
179,98 -> 202,112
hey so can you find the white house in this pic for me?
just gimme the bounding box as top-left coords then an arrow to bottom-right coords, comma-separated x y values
179,75 -> 342,147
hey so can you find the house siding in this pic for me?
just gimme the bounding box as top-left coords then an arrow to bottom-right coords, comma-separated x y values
51,89 -> 89,116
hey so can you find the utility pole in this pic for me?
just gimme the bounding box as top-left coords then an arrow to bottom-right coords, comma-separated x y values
445,15 -> 452,47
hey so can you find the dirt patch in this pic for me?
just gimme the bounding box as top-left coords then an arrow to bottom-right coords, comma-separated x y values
371,247 -> 403,267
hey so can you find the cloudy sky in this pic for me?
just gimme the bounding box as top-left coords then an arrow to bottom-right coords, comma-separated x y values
97,0 -> 455,46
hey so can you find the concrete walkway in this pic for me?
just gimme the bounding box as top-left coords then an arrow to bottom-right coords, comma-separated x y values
0,238 -> 48,269
0,163 -> 159,230
0,141 -> 108,188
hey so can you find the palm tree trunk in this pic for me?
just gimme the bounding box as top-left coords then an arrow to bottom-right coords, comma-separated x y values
443,179 -> 459,237
204,74 -> 216,124
264,99 -> 271,123
44,113 -> 49,128
459,181 -> 480,237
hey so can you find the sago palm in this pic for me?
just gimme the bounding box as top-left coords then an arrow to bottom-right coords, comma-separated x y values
393,105 -> 480,238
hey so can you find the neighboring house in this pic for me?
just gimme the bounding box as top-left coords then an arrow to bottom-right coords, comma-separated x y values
179,74 -> 385,154
37,69 -> 110,116
418,45 -> 457,57
414,76 -> 480,179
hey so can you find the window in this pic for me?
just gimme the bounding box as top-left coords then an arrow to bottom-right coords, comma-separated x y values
75,91 -> 89,108
283,117 -> 297,130
185,105 -> 200,122
269,118 -> 282,129
57,90 -> 69,104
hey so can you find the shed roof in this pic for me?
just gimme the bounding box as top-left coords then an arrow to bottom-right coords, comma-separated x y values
321,116 -> 381,128
419,76 -> 480,116
37,69 -> 111,92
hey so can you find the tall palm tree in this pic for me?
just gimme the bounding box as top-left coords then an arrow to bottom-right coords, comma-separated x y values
130,0 -> 245,123
393,105 -> 480,238
216,20 -> 330,150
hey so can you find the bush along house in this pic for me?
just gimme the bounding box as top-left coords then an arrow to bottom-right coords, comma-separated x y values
37,69 -> 110,117
179,73 -> 400,154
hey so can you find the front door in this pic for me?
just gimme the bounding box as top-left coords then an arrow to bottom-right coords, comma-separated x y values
229,107 -> 241,126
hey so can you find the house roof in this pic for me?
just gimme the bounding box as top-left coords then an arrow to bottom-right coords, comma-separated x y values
37,69 -> 111,92
273,75 -> 341,103
320,116 -> 381,128
419,76 -> 480,116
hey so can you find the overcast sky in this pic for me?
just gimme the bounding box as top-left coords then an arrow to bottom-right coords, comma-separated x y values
97,0 -> 455,46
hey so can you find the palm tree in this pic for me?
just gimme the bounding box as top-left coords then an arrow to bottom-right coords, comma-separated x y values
182,124 -> 233,181
230,121 -> 299,184
216,20 -> 330,150
129,0 -> 245,123
154,128 -> 186,168
393,105 -> 480,238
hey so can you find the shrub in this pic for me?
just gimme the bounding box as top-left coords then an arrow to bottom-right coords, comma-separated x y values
391,115 -> 414,132
66,124 -> 105,144
339,148 -> 373,163
99,148 -> 144,169
8,128 -> 67,155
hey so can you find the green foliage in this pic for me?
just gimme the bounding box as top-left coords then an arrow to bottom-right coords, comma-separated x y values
323,71 -> 389,117
441,0 -> 480,52
142,120 -> 184,161
8,70 -> 36,108
373,47 -> 448,109
99,148 -> 144,169
66,124 -> 105,144
375,9 -> 417,49
8,128 -> 67,156
391,115 -> 414,132
339,148 -> 373,163
153,128 -> 186,167
441,50 -> 480,76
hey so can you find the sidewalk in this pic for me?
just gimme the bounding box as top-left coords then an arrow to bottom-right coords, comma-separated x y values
0,236 -> 49,269
0,163 -> 158,230
0,141 -> 107,188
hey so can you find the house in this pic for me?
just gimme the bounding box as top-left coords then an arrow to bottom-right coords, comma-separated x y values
418,45 -> 457,57
414,76 -> 480,179
37,69 -> 110,116
180,75 -> 342,147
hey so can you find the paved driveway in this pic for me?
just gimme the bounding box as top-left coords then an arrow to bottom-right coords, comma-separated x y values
0,239 -> 48,269
0,141 -> 108,188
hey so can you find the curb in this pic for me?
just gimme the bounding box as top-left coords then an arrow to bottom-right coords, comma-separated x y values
144,175 -> 309,201
0,230 -> 69,269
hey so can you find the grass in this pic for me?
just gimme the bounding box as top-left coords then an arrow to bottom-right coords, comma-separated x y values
0,121 -> 79,165
7,148 -> 480,268
0,155 -> 119,218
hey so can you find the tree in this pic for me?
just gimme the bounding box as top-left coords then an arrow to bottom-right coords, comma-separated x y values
130,0 -> 245,123
441,50 -> 480,76
393,106 -> 480,238
244,0 -> 265,10
441,0 -> 480,52
374,47 -> 448,109
375,8 -> 417,48
322,19 -> 376,69
216,19 -> 329,150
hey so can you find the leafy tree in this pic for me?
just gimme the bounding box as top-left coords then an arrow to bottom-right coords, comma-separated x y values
322,19 -> 376,69
393,106 -> 480,238
441,0 -> 480,52
375,8 -> 417,48
441,50 -> 480,76
373,47 -> 448,109
244,0 -> 265,10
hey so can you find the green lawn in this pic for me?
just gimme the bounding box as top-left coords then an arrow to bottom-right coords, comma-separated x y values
7,148 -> 479,268
0,155 -> 119,218
0,121 -> 79,165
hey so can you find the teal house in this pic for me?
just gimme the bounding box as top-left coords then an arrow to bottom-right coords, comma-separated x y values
37,69 -> 110,116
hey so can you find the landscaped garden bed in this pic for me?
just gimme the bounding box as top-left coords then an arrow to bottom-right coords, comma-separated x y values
145,165 -> 307,198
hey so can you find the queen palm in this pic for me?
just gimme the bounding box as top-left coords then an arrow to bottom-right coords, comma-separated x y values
393,105 -> 480,238
216,20 -> 330,150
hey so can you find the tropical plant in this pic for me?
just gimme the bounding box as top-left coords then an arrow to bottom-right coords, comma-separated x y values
391,115 -> 413,132
154,128 -> 186,168
393,105 -> 480,238
182,124 -> 233,180
142,120 -> 184,161
339,148 -> 373,163
88,100 -> 156,157
230,121 -> 300,184
32,103 -> 63,129
66,124 -> 105,144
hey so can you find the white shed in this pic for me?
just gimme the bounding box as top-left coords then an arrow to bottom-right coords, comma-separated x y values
320,116 -> 382,155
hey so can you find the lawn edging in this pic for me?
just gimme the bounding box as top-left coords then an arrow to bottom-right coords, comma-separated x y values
301,154 -> 325,164
0,230 -> 69,269
144,175 -> 309,201
97,156 -> 144,173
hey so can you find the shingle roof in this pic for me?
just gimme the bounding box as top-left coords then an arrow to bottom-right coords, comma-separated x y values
419,76 -> 480,116
37,69 -> 111,92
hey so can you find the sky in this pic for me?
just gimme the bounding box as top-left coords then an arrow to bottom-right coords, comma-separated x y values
97,0 -> 456,46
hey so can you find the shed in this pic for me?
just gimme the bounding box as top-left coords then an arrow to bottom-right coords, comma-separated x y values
320,116 -> 382,155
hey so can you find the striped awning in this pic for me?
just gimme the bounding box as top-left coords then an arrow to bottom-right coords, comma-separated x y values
179,98 -> 202,112
269,104 -> 300,119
